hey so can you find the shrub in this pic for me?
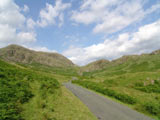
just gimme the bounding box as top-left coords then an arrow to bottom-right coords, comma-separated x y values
73,80 -> 136,104
134,80 -> 160,93
134,82 -> 144,87
144,102 -> 160,115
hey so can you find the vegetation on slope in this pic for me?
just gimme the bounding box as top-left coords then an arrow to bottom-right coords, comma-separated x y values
19,62 -> 79,79
0,59 -> 60,120
74,50 -> 160,119
81,59 -> 110,72
0,44 -> 80,82
0,58 -> 96,120
0,44 -> 74,68
48,86 -> 97,120
72,80 -> 136,104
0,60 -> 33,119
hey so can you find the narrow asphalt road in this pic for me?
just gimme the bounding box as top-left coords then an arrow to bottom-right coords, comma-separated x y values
64,82 -> 154,120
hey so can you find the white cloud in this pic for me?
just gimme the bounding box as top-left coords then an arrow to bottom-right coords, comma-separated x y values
0,24 -> 16,43
146,3 -> 160,15
22,5 -> 29,12
0,24 -> 36,44
28,46 -> 57,53
58,13 -> 64,27
27,18 -> 36,29
0,0 -> 36,46
0,0 -> 58,55
0,0 -> 25,28
63,19 -> 160,65
71,0 -> 160,34
37,0 -> 71,27
17,32 -> 36,43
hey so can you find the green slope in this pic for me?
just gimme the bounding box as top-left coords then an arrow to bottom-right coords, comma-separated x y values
0,59 -> 60,120
0,44 -> 80,82
81,59 -> 110,72
0,44 -> 75,68
0,59 -> 97,120
74,50 -> 160,119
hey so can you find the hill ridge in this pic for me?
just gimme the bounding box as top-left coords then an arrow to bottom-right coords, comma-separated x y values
0,44 -> 74,68
82,49 -> 160,72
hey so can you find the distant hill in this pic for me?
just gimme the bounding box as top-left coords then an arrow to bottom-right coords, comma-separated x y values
151,49 -> 160,55
0,44 -> 75,68
82,49 -> 160,72
82,59 -> 110,72
1,44 -> 160,74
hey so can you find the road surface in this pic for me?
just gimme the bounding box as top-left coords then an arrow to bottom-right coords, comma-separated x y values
64,82 -> 154,120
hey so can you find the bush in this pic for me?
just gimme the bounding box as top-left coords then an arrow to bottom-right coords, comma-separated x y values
144,102 -> 160,116
134,80 -> 160,93
134,82 -> 144,87
73,80 -> 136,104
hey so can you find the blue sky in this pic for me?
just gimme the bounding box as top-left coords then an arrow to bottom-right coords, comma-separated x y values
0,0 -> 160,65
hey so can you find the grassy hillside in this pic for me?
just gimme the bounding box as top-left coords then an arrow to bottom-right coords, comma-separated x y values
0,45 -> 81,83
0,44 -> 75,68
19,62 -> 79,81
0,59 -> 96,120
74,50 -> 160,120
0,59 -> 60,120
81,59 -> 110,72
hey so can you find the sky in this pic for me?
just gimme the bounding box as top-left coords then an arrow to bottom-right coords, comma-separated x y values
0,0 -> 160,65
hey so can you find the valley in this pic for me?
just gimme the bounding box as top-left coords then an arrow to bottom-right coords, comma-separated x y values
0,45 -> 96,120
0,45 -> 160,120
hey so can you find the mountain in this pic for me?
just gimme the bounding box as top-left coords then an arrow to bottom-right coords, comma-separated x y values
0,44 -> 74,68
82,49 -> 160,72
82,59 -> 110,72
151,49 -> 160,55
